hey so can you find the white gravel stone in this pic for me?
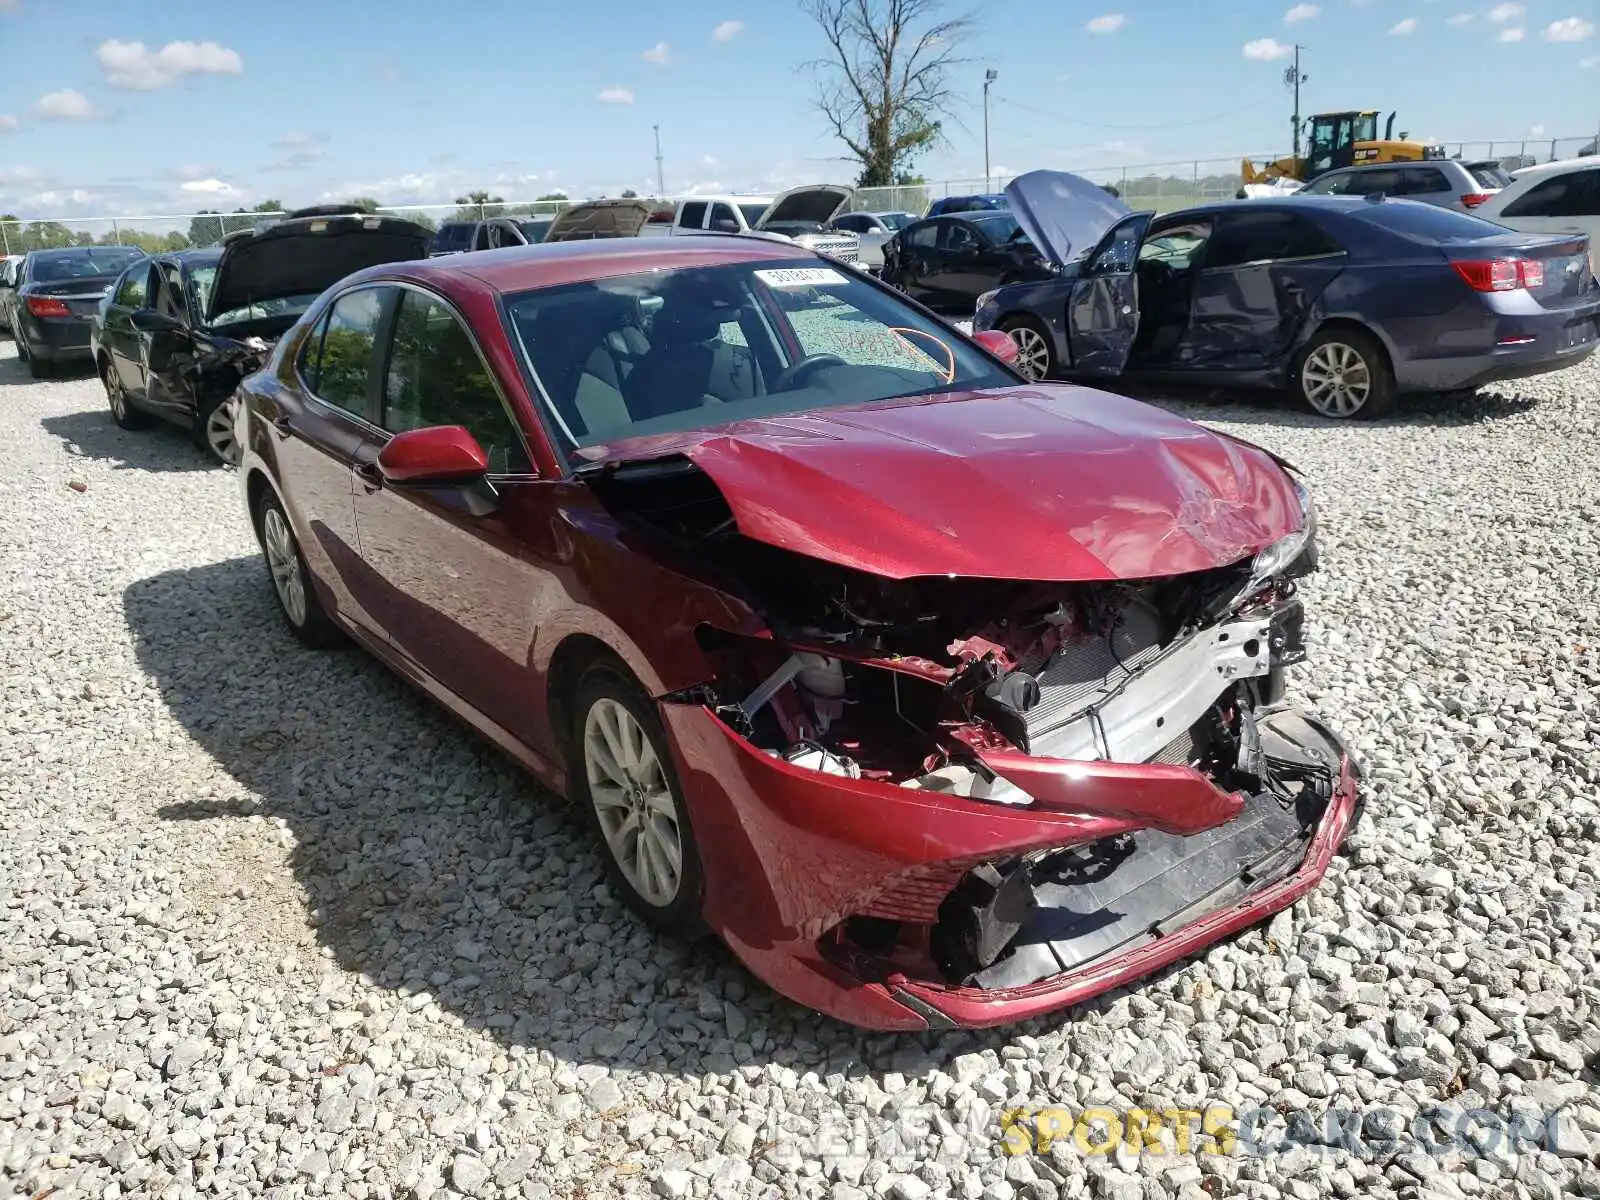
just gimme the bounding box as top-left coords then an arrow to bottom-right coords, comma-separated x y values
2,338 -> 1599,1200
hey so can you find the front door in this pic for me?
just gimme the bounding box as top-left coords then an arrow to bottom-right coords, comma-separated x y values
103,263 -> 155,397
267,283 -> 398,639
348,284 -> 546,741
141,263 -> 200,417
1067,212 -> 1152,376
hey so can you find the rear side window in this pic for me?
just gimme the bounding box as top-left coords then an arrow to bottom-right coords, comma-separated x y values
382,290 -> 530,473
113,265 -> 149,308
1398,167 -> 1451,195
301,286 -> 391,416
1204,211 -> 1342,268
1358,203 -> 1516,242
1502,170 -> 1600,219
678,201 -> 708,229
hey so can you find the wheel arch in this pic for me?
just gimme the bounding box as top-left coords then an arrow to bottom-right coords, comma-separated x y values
1300,316 -> 1399,381
545,633 -> 638,765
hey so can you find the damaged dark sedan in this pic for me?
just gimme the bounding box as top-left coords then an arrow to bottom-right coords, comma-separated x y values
235,236 -> 1361,1030
91,206 -> 431,462
975,170 -> 1599,419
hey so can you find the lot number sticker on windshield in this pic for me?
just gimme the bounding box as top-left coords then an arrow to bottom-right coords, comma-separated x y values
755,267 -> 848,288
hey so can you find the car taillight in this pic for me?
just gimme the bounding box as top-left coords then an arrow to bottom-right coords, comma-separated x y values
25,296 -> 72,318
1450,259 -> 1543,292
1459,192 -> 1491,209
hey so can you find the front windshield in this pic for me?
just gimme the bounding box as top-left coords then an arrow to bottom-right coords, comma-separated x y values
739,204 -> 771,226
970,213 -> 1027,244
504,259 -> 1014,460
877,212 -> 914,230
31,248 -> 144,282
188,264 -> 319,326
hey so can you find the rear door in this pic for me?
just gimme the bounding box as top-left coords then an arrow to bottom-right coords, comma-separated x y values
888,220 -> 941,299
271,283 -> 398,638
1186,209 -> 1346,372
1067,212 -> 1153,375
1492,168 -> 1600,274
349,285 -> 542,736
103,263 -> 154,396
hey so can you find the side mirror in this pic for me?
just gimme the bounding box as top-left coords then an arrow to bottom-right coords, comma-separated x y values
130,307 -> 183,333
712,218 -> 740,233
377,425 -> 489,485
972,328 -> 1020,366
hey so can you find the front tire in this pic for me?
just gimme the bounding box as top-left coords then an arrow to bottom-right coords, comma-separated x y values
999,315 -> 1056,382
1293,328 -> 1397,419
196,394 -> 239,465
569,665 -> 705,936
253,490 -> 343,648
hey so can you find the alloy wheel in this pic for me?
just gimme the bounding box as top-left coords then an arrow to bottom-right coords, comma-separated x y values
205,402 -> 238,465
261,507 -> 308,627
104,369 -> 126,421
582,697 -> 683,906
1008,326 -> 1051,381
1301,341 -> 1372,418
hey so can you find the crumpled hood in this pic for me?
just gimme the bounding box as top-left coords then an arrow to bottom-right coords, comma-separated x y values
1005,170 -> 1131,267
207,212 -> 430,321
579,385 -> 1306,582
757,185 -> 855,230
543,199 -> 653,242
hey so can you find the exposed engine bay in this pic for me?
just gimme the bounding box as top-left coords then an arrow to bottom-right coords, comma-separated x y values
593,455 -> 1345,991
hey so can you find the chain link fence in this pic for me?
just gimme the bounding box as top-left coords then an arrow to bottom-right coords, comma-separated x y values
3,136 -> 1592,254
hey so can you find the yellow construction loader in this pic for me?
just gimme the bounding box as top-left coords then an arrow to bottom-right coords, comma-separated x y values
1241,111 -> 1446,188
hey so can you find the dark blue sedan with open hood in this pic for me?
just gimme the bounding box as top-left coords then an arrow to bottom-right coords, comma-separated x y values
975,170 -> 1599,418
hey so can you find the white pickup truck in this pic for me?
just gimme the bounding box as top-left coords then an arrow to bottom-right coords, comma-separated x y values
639,185 -> 863,265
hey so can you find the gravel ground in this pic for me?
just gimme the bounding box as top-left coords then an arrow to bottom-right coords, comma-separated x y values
3,338 -> 1599,1200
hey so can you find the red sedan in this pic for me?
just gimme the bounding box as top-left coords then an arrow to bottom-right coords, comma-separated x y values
235,236 -> 1361,1031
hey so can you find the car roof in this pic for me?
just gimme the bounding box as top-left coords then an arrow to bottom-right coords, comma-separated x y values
1511,156 -> 1599,179
351,233 -> 815,294
1315,160 -> 1464,175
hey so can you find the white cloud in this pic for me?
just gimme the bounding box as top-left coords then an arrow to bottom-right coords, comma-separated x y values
0,114 -> 17,133
1446,12 -> 1474,23
1487,3 -> 1523,22
1284,2 -> 1320,21
275,131 -> 326,147
598,87 -> 635,104
1242,37 -> 1295,59
1544,17 -> 1595,41
711,20 -> 745,42
1497,25 -> 1525,40
180,178 -> 239,197
702,154 -> 720,167
33,89 -> 99,120
1583,54 -> 1600,66
1086,13 -> 1126,32
1528,123 -> 1545,136
1389,17 -> 1419,34
94,39 -> 242,90
641,41 -> 672,64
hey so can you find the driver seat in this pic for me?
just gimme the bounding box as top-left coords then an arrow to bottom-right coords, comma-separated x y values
623,299 -> 730,422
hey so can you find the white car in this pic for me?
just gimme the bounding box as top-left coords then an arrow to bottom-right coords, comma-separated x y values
826,211 -> 918,270
1476,158 -> 1600,273
638,186 -> 862,265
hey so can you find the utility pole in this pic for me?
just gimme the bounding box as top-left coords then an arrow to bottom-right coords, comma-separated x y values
983,69 -> 998,190
653,125 -> 665,197
1285,45 -> 1308,159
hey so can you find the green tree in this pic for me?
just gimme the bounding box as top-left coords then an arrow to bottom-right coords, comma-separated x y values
251,199 -> 285,213
536,191 -> 569,201
188,211 -> 225,247
453,190 -> 504,206
621,189 -> 639,198
801,0 -> 969,188
346,196 -> 383,213
23,221 -> 78,249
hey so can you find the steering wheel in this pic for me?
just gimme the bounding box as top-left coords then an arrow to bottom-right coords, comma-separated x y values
771,353 -> 846,392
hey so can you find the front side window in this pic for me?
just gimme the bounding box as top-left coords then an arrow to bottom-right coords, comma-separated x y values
709,203 -> 740,232
1085,217 -> 1146,276
383,290 -> 530,473
905,222 -> 939,249
302,286 -> 391,416
504,260 -> 1014,459
943,222 -> 979,252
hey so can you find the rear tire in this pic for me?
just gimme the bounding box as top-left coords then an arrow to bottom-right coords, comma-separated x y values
102,359 -> 154,430
568,664 -> 706,938
1292,327 -> 1397,420
253,489 -> 343,649
999,314 -> 1056,382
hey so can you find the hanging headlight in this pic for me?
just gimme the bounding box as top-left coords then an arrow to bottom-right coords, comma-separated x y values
1251,478 -> 1318,583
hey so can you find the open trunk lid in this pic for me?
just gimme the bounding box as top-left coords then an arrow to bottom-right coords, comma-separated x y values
1004,170 -> 1132,267
205,210 -> 430,322
542,199 -> 654,243
756,185 -> 855,231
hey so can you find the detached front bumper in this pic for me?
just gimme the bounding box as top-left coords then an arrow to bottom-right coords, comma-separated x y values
661,698 -> 1361,1032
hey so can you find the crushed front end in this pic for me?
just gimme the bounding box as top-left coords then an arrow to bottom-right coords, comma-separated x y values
596,460 -> 1361,1030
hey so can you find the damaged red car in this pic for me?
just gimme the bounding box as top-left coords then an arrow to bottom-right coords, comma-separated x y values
235,236 -> 1362,1031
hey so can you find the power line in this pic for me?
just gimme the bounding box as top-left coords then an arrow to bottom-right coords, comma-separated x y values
992,93 -> 1280,133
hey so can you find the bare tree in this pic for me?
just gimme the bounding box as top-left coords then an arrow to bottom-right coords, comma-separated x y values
801,0 -> 971,187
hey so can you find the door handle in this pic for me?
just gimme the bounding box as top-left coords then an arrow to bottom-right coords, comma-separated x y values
270,415 -> 293,439
352,461 -> 383,492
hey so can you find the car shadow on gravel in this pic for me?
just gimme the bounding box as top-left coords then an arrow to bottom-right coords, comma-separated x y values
126,556 -> 1200,1077
0,350 -> 97,387
40,409 -> 215,473
1112,380 -> 1545,428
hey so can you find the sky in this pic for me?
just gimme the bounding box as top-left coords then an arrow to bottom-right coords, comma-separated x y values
0,0 -> 1596,222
